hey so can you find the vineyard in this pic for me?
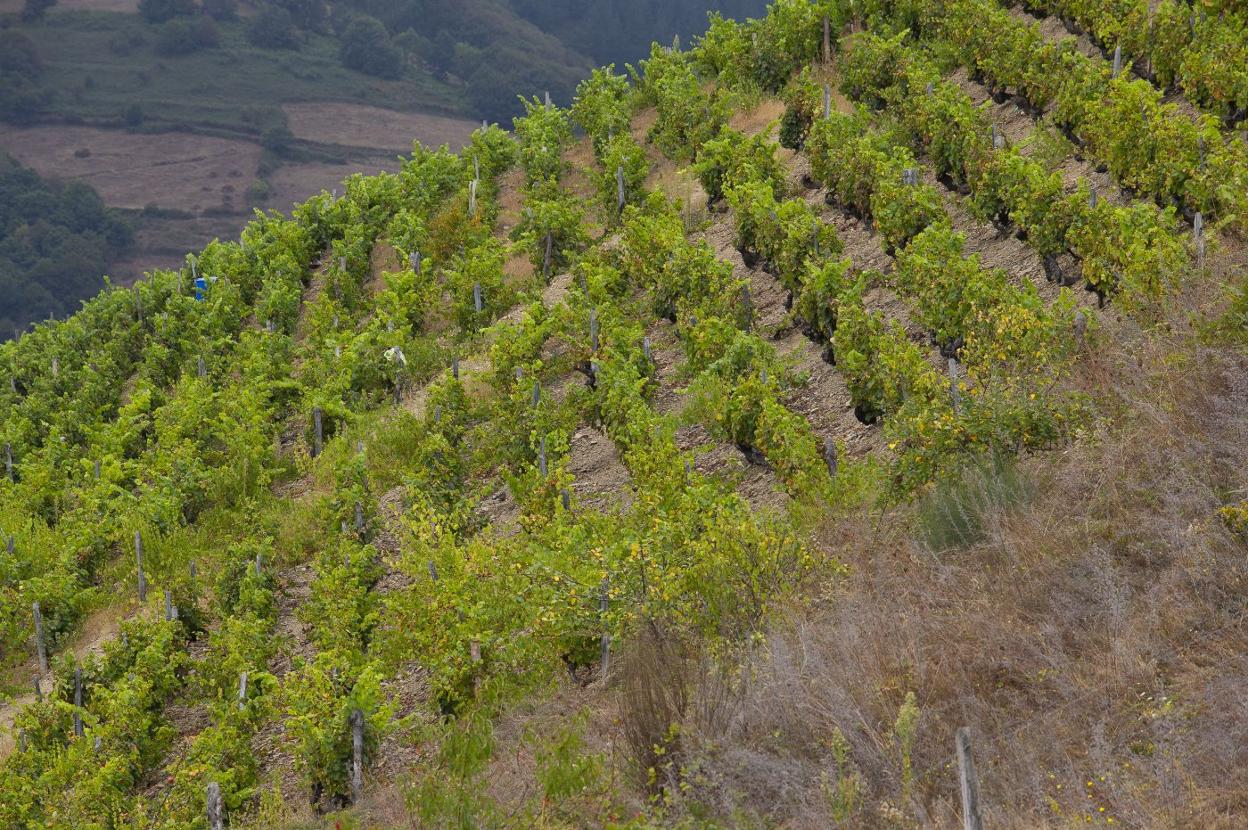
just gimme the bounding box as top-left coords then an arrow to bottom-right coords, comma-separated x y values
0,0 -> 1246,828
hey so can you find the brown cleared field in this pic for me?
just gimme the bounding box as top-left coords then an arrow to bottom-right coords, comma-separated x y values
0,125 -> 262,212
283,103 -> 478,152
266,158 -> 403,213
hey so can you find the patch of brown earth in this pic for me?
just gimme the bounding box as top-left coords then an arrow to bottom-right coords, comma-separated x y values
495,168 -> 526,239
676,424 -> 790,515
645,319 -> 686,417
369,239 -> 403,296
476,481 -> 522,540
630,106 -> 659,145
270,564 -> 316,679
698,215 -> 790,335
566,426 -> 633,512
775,331 -> 879,457
729,99 -> 785,140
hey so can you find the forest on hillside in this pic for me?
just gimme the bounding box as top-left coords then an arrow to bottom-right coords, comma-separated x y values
0,156 -> 133,336
0,0 -> 770,127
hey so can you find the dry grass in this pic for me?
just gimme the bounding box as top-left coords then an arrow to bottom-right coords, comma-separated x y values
282,103 -> 478,153
0,125 -> 261,212
637,311 -> 1248,828
618,625 -> 698,794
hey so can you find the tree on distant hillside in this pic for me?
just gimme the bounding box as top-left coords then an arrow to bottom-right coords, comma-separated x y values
275,0 -> 327,33
0,31 -> 42,77
137,0 -> 196,24
261,124 -> 295,153
466,45 -> 581,123
0,156 -> 133,334
201,0 -> 238,21
21,0 -> 57,22
121,103 -> 144,128
248,4 -> 301,49
339,16 -> 402,79
0,31 -> 48,123
156,17 -> 220,56
392,29 -> 431,68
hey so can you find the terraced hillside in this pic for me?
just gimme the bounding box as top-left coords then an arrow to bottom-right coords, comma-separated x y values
1,1 -> 1246,828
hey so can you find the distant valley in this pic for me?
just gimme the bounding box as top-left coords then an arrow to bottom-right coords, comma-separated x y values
0,0 -> 768,333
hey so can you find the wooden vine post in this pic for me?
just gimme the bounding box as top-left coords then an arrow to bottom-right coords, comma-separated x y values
32,601 -> 47,675
312,407 -> 324,458
823,14 -> 832,64
1194,212 -> 1205,266
206,781 -> 224,830
949,358 -> 963,414
135,531 -> 147,603
351,709 -> 365,803
599,578 -> 611,683
956,727 -> 984,830
5,442 -> 13,481
823,437 -> 839,478
543,231 -> 554,279
72,667 -> 84,738
470,639 -> 482,695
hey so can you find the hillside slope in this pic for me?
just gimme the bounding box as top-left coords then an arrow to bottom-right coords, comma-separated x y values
0,1 -> 1246,828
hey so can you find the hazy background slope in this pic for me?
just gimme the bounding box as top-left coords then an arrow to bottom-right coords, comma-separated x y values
0,0 -> 768,336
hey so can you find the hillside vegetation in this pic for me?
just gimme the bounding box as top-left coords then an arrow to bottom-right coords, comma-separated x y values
0,155 -> 133,335
1,0 -> 772,130
0,0 -> 1246,828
